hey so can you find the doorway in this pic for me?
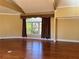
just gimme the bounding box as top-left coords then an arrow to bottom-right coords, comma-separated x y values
22,16 -> 51,39
26,17 -> 42,38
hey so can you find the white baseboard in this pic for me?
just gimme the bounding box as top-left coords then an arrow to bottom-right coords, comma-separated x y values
0,36 -> 53,41
58,39 -> 79,43
23,37 -> 54,41
0,37 -> 79,43
0,36 -> 23,39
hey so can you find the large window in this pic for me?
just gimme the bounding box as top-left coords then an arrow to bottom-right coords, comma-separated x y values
26,17 -> 42,38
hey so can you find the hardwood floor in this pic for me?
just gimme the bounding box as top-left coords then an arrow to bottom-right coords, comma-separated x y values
0,39 -> 79,59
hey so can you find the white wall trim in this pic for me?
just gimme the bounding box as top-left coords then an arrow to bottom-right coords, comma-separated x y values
58,39 -> 79,43
0,37 -> 79,43
0,13 -> 21,15
0,36 -> 23,39
27,37 -> 53,41
0,36 -> 53,41
57,6 -> 79,9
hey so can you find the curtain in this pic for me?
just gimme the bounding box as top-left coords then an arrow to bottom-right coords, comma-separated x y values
41,17 -> 51,39
22,16 -> 27,37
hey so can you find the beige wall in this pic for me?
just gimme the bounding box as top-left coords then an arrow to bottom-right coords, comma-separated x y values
56,7 -> 79,17
0,14 -> 22,37
0,15 -> 54,38
57,18 -> 79,40
55,7 -> 79,40
1,14 -> 79,41
51,17 -> 54,39
51,17 -> 79,40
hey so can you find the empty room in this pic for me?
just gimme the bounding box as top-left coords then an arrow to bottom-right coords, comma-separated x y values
0,0 -> 79,59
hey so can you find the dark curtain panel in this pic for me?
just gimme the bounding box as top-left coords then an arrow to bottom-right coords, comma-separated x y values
41,17 -> 51,39
22,17 -> 27,37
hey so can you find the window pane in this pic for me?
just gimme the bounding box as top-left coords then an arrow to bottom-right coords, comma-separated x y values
27,23 -> 32,34
26,17 -> 42,37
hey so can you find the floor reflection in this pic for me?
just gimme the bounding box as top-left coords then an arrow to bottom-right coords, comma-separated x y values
1,39 -> 79,59
25,41 -> 53,59
26,41 -> 43,59
0,39 -> 54,59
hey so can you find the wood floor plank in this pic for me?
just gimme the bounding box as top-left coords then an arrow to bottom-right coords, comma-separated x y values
0,39 -> 79,59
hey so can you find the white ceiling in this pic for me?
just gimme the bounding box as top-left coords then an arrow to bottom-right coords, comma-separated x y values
12,0 -> 79,14
0,0 -> 79,15
57,0 -> 79,8
13,0 -> 54,14
0,6 -> 21,15
0,0 -> 24,15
